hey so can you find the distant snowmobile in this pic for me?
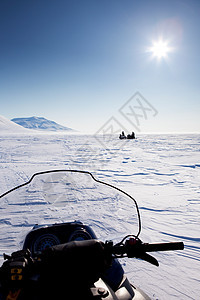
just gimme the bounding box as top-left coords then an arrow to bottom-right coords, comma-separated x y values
119,131 -> 127,139
0,170 -> 184,299
127,132 -> 135,139
119,131 -> 135,140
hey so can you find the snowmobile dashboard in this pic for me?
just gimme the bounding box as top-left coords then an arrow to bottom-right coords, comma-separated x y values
23,221 -> 97,256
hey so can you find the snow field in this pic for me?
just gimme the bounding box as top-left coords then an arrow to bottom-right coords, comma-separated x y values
0,133 -> 199,299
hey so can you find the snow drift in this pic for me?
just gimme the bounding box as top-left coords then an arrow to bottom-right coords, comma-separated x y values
0,115 -> 30,133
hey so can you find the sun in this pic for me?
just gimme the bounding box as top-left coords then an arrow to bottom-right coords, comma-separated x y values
149,39 -> 172,60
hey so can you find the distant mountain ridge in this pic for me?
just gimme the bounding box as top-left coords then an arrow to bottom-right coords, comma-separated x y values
12,117 -> 73,131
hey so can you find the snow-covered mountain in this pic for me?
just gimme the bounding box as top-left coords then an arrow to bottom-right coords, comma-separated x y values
0,115 -> 29,133
11,116 -> 73,132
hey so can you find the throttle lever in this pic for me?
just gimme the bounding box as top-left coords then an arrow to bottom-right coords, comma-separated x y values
124,238 -> 158,266
137,253 -> 159,266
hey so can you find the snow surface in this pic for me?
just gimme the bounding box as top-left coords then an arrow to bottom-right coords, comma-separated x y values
0,132 -> 199,299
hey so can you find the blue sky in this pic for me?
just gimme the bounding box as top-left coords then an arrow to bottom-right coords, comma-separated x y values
0,0 -> 200,133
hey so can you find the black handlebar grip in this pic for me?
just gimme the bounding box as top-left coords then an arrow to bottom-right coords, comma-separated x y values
143,242 -> 184,252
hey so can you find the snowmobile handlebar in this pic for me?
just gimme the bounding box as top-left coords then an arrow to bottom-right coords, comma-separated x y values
0,238 -> 184,292
140,241 -> 184,252
110,238 -> 184,254
108,238 -> 184,266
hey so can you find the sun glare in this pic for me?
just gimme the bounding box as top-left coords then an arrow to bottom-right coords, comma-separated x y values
149,39 -> 172,60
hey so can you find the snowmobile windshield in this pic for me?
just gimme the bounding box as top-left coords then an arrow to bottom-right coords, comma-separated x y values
0,170 -> 140,259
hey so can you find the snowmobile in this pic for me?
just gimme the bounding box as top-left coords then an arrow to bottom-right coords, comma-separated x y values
0,170 -> 184,299
119,131 -> 135,140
